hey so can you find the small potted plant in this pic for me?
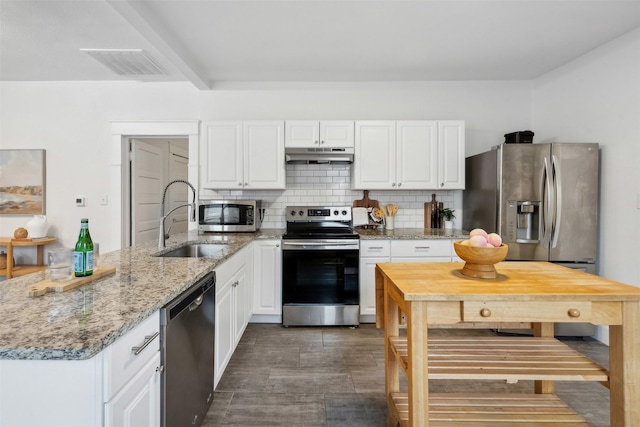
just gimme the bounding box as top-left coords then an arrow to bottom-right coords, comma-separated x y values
441,208 -> 455,229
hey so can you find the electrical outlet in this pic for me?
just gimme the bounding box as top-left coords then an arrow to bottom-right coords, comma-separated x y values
100,194 -> 108,205
75,196 -> 86,207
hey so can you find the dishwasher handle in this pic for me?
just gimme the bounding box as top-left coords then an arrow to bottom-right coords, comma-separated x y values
165,271 -> 216,322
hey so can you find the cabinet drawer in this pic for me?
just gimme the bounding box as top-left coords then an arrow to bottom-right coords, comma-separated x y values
103,311 -> 160,400
360,240 -> 390,257
463,301 -> 593,323
391,240 -> 451,258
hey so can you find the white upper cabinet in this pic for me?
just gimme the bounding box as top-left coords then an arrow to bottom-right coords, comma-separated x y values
200,121 -> 285,190
396,121 -> 438,189
285,120 -> 354,148
353,120 -> 465,190
438,120 -> 465,189
352,121 -> 396,190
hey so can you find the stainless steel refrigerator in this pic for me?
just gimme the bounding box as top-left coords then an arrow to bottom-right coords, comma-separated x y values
463,142 -> 600,336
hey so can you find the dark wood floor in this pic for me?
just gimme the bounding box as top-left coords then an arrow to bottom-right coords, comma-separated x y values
203,323 -> 611,427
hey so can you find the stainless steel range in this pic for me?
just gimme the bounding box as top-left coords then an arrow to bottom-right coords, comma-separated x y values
282,206 -> 360,327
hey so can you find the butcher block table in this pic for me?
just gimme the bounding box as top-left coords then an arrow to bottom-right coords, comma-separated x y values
375,261 -> 640,427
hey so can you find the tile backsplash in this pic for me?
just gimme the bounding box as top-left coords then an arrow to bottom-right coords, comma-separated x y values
199,163 -> 462,229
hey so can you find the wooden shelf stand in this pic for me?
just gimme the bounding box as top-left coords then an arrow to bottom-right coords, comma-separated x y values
377,261 -> 640,427
0,237 -> 57,279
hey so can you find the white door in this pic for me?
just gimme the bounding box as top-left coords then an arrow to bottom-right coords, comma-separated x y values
438,120 -> 466,189
131,140 -> 164,245
243,121 -> 286,189
166,142 -> 189,235
396,121 -> 438,189
352,121 -> 396,189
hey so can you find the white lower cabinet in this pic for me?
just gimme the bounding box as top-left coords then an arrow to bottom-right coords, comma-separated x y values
359,239 -> 456,322
0,311 -> 161,427
214,246 -> 252,388
104,353 -> 161,427
359,241 -> 391,320
251,239 -> 282,322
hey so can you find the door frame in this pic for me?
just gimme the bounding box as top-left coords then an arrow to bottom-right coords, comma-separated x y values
110,121 -> 200,249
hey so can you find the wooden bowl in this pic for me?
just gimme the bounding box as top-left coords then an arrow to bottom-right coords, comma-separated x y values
453,240 -> 509,279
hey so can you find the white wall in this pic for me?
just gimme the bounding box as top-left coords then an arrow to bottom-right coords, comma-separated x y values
533,28 -> 640,344
1,80 -> 531,260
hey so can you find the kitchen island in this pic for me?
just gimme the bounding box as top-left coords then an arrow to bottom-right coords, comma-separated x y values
376,261 -> 640,427
0,229 -> 282,427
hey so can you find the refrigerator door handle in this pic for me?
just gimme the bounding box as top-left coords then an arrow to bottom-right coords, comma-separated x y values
550,155 -> 562,248
540,156 -> 554,247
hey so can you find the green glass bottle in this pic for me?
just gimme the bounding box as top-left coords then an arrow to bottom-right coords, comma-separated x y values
73,218 -> 94,277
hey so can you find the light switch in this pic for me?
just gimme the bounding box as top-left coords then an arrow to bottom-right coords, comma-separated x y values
100,194 -> 108,205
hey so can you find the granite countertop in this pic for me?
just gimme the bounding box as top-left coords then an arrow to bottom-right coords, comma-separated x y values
356,227 -> 469,240
0,229 -> 283,361
0,227 -> 466,361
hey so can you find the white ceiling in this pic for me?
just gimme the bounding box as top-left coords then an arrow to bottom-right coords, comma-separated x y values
1,0 -> 639,90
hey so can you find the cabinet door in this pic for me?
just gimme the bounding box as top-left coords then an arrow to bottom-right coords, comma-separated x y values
215,280 -> 234,387
104,353 -> 161,427
359,256 -> 390,316
285,121 -> 320,148
244,121 -> 286,189
396,121 -> 438,189
438,120 -> 465,189
353,121 -> 396,190
320,121 -> 354,148
200,121 -> 243,189
233,266 -> 249,347
253,240 -> 282,316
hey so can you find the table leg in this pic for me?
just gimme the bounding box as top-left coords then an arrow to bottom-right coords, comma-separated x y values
383,274 -> 400,427
609,301 -> 640,427
6,242 -> 14,279
407,301 -> 429,427
533,322 -> 555,394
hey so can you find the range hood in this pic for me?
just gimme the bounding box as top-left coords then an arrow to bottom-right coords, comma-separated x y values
285,147 -> 354,164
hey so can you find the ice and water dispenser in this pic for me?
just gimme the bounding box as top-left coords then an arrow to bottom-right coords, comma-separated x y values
505,201 -> 540,243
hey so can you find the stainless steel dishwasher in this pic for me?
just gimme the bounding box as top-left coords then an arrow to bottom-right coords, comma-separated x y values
160,271 -> 215,427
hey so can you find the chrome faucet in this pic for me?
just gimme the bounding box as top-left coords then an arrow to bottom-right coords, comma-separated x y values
158,179 -> 197,249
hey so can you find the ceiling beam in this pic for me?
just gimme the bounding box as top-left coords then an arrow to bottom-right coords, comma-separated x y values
106,0 -> 211,90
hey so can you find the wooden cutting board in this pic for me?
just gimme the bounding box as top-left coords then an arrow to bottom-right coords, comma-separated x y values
353,190 -> 379,208
27,266 -> 116,297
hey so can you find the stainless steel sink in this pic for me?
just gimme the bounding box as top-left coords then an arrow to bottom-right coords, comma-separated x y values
157,243 -> 228,258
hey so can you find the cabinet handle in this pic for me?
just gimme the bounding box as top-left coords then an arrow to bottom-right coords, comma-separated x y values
369,246 -> 384,250
441,183 -> 444,187
568,308 -> 581,318
415,247 -> 430,250
320,140 -> 325,144
398,183 -> 402,187
480,308 -> 492,318
244,182 -> 248,186
238,182 -> 243,186
315,140 -> 319,144
276,244 -> 280,247
392,183 -> 396,187
156,365 -> 165,373
131,331 -> 159,355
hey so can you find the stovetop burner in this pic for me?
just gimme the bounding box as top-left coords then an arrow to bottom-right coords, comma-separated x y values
283,205 -> 358,240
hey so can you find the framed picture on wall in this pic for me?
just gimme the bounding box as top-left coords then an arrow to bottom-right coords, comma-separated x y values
0,149 -> 46,215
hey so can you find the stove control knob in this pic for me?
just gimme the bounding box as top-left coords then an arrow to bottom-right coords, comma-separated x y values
299,210 -> 304,216
341,210 -> 348,216
334,210 -> 339,216
290,210 -> 297,216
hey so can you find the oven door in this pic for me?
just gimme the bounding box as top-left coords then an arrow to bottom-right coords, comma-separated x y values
282,240 -> 359,326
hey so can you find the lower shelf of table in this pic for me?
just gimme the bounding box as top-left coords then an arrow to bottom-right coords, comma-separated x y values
390,392 -> 590,427
389,336 -> 609,382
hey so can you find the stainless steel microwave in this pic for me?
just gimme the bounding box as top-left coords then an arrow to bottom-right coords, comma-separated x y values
198,200 -> 263,233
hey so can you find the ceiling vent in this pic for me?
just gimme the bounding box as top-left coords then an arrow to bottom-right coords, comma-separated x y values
80,49 -> 165,76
